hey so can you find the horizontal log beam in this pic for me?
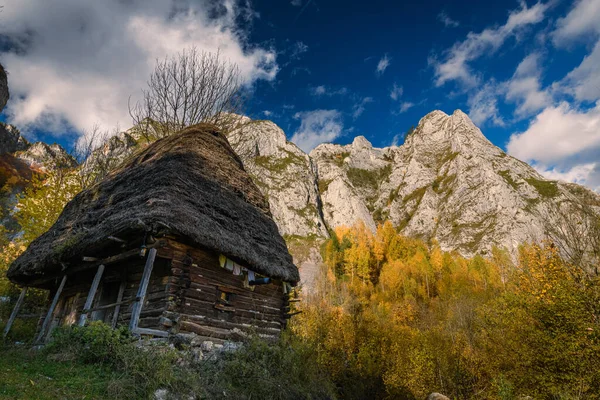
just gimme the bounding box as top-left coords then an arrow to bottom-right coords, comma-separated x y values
134,327 -> 169,337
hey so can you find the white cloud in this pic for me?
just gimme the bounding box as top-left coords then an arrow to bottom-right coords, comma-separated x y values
263,110 -> 273,117
537,162 -> 597,186
468,82 -> 505,126
309,85 -> 348,97
290,41 -> 309,60
505,53 -> 551,117
291,0 -> 303,6
352,97 -> 373,119
312,85 -> 327,96
390,133 -> 402,146
432,1 -> 548,88
390,83 -> 403,101
376,54 -> 391,76
0,0 -> 278,136
438,11 -> 460,28
291,110 -> 343,152
560,40 -> 600,102
552,0 -> 600,45
507,102 -> 600,165
551,0 -> 600,103
399,102 -> 414,113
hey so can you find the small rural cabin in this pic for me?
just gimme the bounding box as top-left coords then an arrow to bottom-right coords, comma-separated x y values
6,124 -> 300,343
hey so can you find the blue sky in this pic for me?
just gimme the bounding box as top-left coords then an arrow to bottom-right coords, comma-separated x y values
0,0 -> 599,189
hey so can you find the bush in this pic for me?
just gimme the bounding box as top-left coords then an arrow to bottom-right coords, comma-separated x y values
44,322 -> 193,398
40,322 -> 337,399
194,335 -> 337,400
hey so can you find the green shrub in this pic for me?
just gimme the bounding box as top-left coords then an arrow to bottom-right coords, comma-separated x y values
498,170 -> 520,190
38,322 -> 336,399
44,322 -> 193,398
525,177 -> 559,198
347,165 -> 392,190
194,335 -> 337,400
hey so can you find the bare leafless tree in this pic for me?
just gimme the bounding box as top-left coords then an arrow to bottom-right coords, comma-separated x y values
129,47 -> 245,140
74,125 -> 128,189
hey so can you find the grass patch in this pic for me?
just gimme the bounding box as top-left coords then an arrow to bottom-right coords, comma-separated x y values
498,170 -> 520,191
524,198 -> 540,213
254,150 -> 305,174
1,322 -> 337,400
525,177 -> 559,198
438,151 -> 459,167
373,208 -> 390,224
403,186 -> 427,205
0,345 -> 120,399
347,165 -> 392,190
197,334 -> 337,400
331,152 -> 350,168
319,179 -> 333,195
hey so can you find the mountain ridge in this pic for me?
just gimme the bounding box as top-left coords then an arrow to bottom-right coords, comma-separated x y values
227,109 -> 600,266
1,109 -> 598,283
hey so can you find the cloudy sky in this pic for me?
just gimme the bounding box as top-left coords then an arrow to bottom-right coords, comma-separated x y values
0,0 -> 599,190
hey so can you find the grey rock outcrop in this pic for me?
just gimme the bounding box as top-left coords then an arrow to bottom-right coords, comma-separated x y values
0,64 -> 9,112
227,118 -> 328,239
426,393 -> 450,400
15,142 -> 77,171
0,123 -> 29,155
236,110 -> 600,261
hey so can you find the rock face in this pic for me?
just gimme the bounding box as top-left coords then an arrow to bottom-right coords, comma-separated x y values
427,393 -> 450,400
233,110 -> 600,261
227,118 -> 328,239
0,123 -> 29,155
15,142 -> 77,171
311,110 -> 600,256
0,64 -> 9,113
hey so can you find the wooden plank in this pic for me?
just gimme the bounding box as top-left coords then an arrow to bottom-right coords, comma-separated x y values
129,248 -> 157,332
111,271 -> 127,329
180,314 -> 281,336
3,287 -> 28,338
108,235 -> 126,244
36,275 -> 67,343
134,327 -> 168,337
78,264 -> 105,326
178,320 -> 233,340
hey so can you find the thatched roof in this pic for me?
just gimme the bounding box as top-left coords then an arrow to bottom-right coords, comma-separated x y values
8,124 -> 299,285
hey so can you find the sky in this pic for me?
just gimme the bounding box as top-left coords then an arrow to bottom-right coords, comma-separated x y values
0,0 -> 599,190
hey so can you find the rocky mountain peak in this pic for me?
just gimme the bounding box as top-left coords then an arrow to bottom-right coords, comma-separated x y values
16,141 -> 77,171
405,108 -> 499,161
0,123 -> 29,155
227,114 -> 600,270
351,135 -> 373,150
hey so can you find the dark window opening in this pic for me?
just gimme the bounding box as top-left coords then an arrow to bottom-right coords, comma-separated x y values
215,287 -> 235,313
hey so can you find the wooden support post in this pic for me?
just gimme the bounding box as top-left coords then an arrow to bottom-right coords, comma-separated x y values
36,275 -> 67,343
78,264 -> 105,326
129,248 -> 157,333
111,270 -> 127,329
3,287 -> 28,338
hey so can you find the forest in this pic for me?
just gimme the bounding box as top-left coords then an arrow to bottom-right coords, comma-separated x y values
292,221 -> 600,399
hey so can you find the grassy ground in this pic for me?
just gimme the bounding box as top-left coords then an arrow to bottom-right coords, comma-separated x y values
0,346 -> 119,399
0,322 -> 338,400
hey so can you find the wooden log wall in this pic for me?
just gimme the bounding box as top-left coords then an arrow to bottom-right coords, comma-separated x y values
38,239 -> 291,343
46,256 -> 171,334
157,239 -> 289,342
